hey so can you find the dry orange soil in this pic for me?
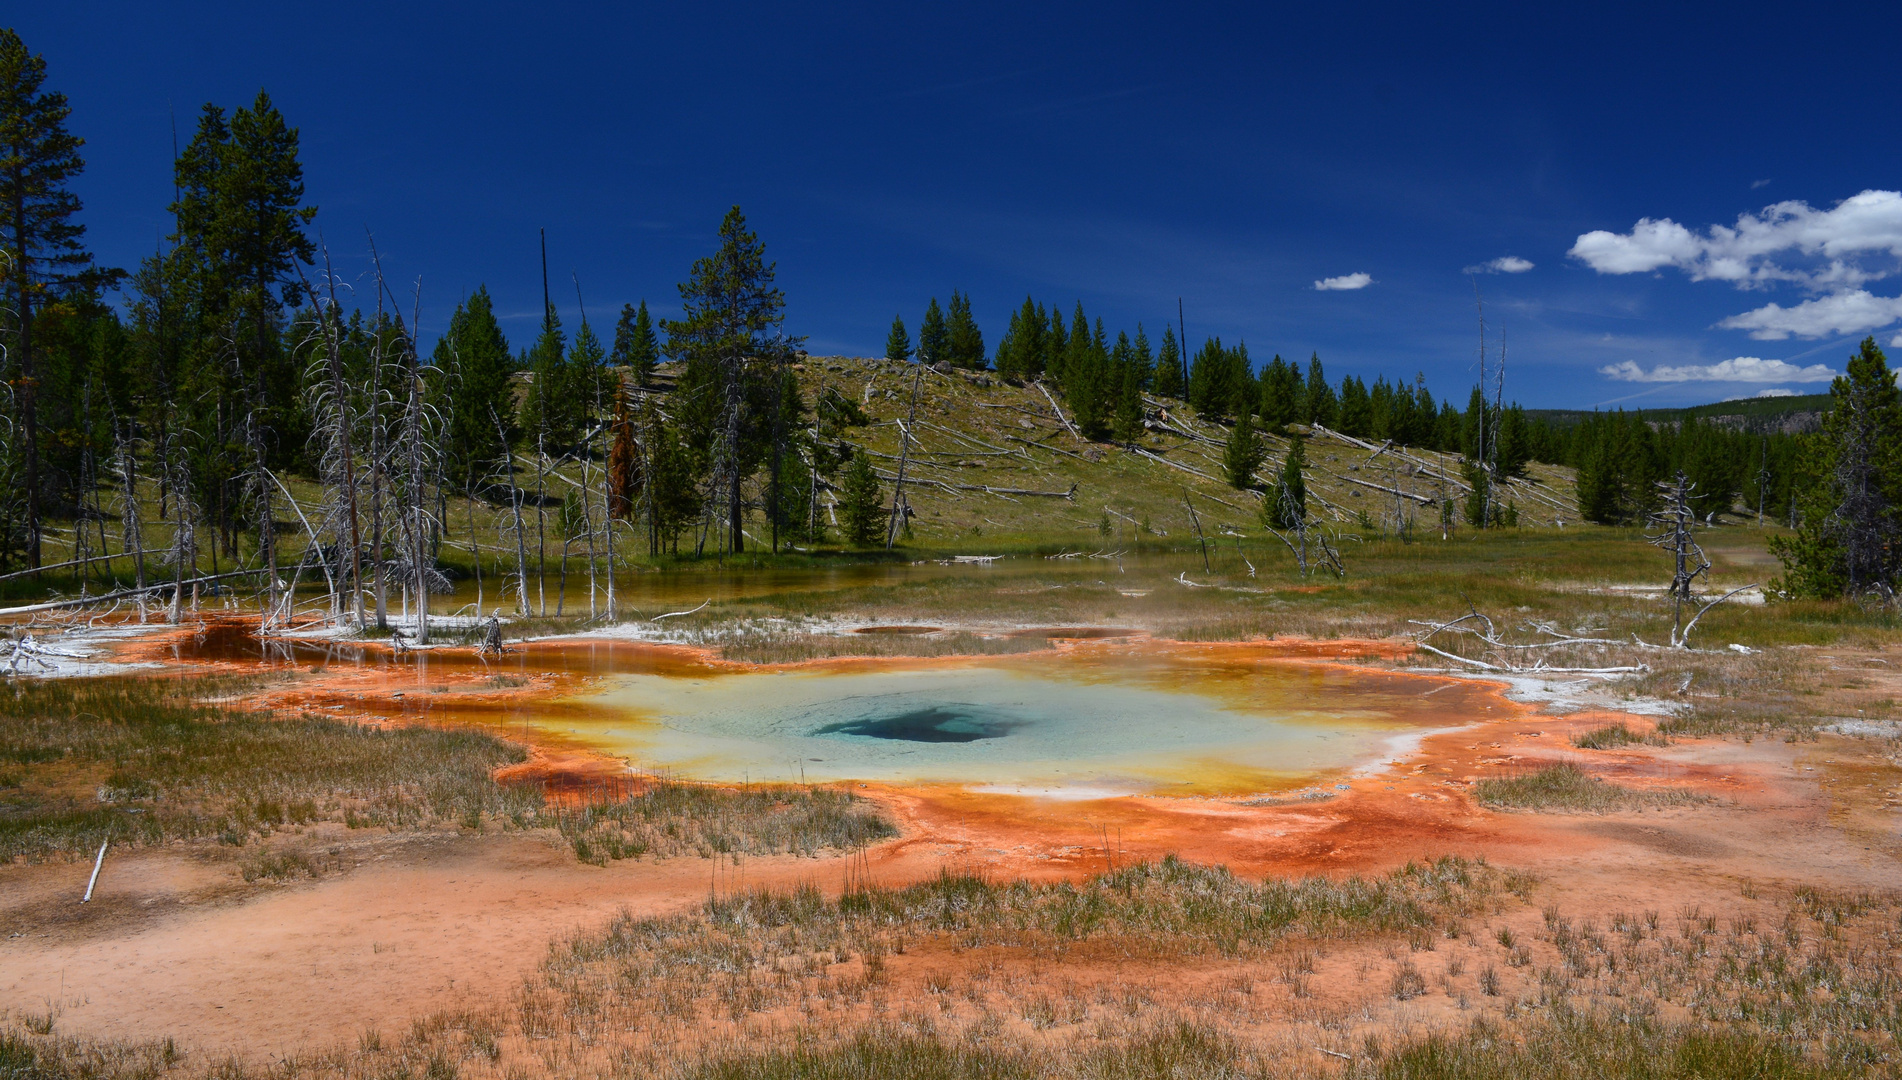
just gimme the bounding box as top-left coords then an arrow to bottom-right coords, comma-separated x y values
2,625 -> 1897,1056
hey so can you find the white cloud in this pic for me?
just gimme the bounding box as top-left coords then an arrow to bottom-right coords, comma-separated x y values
1463,256 -> 1534,275
1715,289 -> 1902,340
1598,356 -> 1838,383
1751,179 -> 1773,190
1755,388 -> 1796,397
1569,189 -> 1902,290
1891,333 -> 1902,348
1313,272 -> 1372,291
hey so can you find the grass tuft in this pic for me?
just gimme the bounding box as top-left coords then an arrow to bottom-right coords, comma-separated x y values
1475,763 -> 1708,813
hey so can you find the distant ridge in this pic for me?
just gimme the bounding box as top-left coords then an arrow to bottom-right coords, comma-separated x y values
1528,392 -> 1831,434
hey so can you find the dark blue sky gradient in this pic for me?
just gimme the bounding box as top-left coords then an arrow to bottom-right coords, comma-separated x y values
18,1 -> 1902,406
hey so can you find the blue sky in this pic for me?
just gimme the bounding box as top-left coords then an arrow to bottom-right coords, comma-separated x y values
19,1 -> 1902,408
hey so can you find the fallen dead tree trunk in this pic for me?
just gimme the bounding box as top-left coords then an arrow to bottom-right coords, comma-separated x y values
868,468 -> 1075,499
0,569 -> 273,619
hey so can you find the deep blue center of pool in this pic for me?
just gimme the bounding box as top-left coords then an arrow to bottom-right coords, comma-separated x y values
815,706 -> 1019,743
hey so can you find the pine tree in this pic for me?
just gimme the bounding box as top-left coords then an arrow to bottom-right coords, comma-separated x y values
1258,355 -> 1302,429
521,309 -> 575,446
1337,375 -> 1372,437
1133,324 -> 1154,391
662,206 -> 795,554
434,286 -> 514,488
1153,325 -> 1184,399
1770,337 -> 1902,599
1112,358 -> 1143,443
610,299 -> 659,386
946,290 -> 984,368
884,314 -> 911,362
0,29 -> 113,569
840,451 -> 883,546
1304,355 -> 1336,427
1270,435 -> 1307,529
1043,304 -> 1068,384
917,298 -> 947,366
1223,413 -> 1264,489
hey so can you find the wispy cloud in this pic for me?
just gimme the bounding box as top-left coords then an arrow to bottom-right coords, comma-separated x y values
1751,179 -> 1773,190
1568,189 -> 1902,291
1715,289 -> 1902,340
1598,356 -> 1838,383
1755,387 -> 1796,397
1314,272 -> 1373,291
1463,256 -> 1533,274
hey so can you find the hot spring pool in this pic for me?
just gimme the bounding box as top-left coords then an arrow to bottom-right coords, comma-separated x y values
564,649 -> 1475,797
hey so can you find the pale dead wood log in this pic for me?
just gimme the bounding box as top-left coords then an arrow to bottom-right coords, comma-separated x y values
1006,434 -> 1096,463
1677,584 -> 1758,647
1034,380 -> 1082,440
1342,474 -> 1437,505
0,568 -> 271,618
652,599 -> 710,621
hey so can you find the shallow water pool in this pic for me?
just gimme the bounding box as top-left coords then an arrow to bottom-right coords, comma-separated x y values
572,649 -> 1472,797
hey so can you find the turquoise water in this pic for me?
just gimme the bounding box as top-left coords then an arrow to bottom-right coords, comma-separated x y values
573,651 -> 1456,796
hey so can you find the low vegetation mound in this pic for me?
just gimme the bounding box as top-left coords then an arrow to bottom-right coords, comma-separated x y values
0,678 -> 890,866
1474,763 -> 1706,813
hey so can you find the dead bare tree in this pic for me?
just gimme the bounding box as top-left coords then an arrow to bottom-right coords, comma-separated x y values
1649,471 -> 1712,644
296,252 -> 366,629
887,361 -> 924,548
493,409 -> 531,617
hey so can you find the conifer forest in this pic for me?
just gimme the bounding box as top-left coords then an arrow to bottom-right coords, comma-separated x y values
4,20 -> 1902,1080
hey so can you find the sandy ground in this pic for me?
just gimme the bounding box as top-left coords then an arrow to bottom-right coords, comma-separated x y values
3,625 -> 1898,1057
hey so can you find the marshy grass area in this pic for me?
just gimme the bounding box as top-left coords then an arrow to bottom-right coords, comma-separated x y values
0,677 -> 892,868
7,862 -> 1899,1079
1473,763 -> 1710,813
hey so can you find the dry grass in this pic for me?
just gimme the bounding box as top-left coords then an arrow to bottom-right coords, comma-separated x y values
0,678 -> 892,866
6,867 -> 1900,1079
1474,763 -> 1709,813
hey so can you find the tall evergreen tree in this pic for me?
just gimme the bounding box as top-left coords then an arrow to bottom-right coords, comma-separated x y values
917,298 -> 947,366
1043,304 -> 1068,383
433,287 -> 514,489
1337,375 -> 1372,437
1223,413 -> 1264,489
1771,337 -> 1902,599
521,309 -> 577,447
0,29 -> 114,569
610,299 -> 659,386
1304,355 -> 1336,427
840,451 -> 883,547
993,296 -> 1044,382
884,313 -> 911,362
1258,354 -> 1302,428
662,206 -> 795,554
1132,324 -> 1154,391
946,289 -> 984,368
1153,324 -> 1184,400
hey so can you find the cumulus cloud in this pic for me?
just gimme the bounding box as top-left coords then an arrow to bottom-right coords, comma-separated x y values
1463,256 -> 1533,275
1755,388 -> 1796,397
1715,289 -> 1902,340
1598,356 -> 1838,384
1568,189 -> 1902,290
1313,272 -> 1373,291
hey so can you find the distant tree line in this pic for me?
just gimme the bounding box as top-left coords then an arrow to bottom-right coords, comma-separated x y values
0,25 -> 1845,592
